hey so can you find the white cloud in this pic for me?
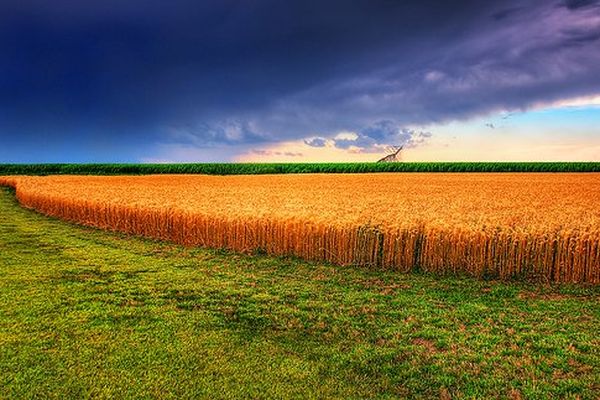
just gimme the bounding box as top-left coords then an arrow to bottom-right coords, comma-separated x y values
545,94 -> 600,109
334,131 -> 359,140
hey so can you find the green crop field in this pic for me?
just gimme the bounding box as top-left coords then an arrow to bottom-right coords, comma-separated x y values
1,186 -> 599,399
1,161 -> 600,176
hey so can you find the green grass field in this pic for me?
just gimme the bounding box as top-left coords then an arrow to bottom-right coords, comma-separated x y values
1,161 -> 600,175
0,186 -> 599,399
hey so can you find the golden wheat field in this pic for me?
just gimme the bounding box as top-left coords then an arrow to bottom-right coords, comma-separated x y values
1,173 -> 599,283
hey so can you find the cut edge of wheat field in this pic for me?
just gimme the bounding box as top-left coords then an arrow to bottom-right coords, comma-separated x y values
1,176 -> 598,284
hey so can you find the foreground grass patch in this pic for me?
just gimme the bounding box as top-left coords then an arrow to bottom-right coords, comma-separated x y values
0,187 -> 598,399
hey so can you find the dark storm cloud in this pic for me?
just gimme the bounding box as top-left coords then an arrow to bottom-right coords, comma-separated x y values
0,0 -> 599,161
167,120 -> 266,146
563,0 -> 600,10
262,0 -> 600,134
491,7 -> 523,21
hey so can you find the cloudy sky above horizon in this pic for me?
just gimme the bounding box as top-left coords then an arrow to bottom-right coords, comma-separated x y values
1,0 -> 600,163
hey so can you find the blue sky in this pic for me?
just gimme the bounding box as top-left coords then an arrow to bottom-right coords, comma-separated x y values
1,0 -> 599,162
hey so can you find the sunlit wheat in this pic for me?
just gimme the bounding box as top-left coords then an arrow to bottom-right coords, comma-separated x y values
1,173 -> 598,283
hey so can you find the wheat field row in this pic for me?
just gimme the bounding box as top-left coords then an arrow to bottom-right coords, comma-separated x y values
1,173 -> 599,283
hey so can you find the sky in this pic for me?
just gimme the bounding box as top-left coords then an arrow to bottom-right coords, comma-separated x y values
1,0 -> 599,163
